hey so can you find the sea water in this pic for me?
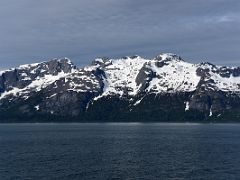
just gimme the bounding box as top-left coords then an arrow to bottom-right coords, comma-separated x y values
1,123 -> 240,180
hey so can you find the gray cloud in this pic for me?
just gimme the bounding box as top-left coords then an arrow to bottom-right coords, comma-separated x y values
0,0 -> 240,68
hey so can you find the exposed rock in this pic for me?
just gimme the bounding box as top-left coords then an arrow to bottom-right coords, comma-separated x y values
1,53 -> 240,122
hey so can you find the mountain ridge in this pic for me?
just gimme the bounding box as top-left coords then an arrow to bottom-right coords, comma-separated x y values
1,53 -> 240,122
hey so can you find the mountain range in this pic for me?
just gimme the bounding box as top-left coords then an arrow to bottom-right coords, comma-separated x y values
1,53 -> 240,122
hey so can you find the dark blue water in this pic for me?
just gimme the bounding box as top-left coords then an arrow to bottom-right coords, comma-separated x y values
1,123 -> 240,180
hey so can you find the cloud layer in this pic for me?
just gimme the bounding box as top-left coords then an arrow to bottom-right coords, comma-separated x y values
0,0 -> 240,68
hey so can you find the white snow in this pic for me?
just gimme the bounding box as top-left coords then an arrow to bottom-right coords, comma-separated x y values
47,93 -> 57,99
133,98 -> 143,106
0,70 -> 6,76
65,70 -> 101,93
19,63 -> 40,70
0,87 -> 21,99
40,69 -> 46,73
0,71 -> 69,100
198,63 -> 240,92
1,54 -> 240,102
209,106 -> 213,117
99,56 -> 149,97
35,105 -> 40,111
93,54 -> 200,99
95,58 -> 104,63
84,65 -> 98,72
147,59 -> 201,93
157,53 -> 177,60
185,101 -> 190,111
22,77 -> 32,81
63,58 -> 72,64
91,53 -> 240,99
210,74 -> 240,92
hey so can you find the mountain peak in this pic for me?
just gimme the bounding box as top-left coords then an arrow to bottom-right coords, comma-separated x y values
1,54 -> 240,121
17,57 -> 74,71
121,55 -> 142,59
48,57 -> 74,66
154,53 -> 183,61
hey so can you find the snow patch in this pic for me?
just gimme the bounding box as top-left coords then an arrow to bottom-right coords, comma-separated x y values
47,93 -> 57,99
185,101 -> 190,111
35,105 -> 40,111
147,59 -> 201,93
133,99 -> 141,106
99,56 -> 149,97
209,106 -> 213,117
0,71 -> 69,100
0,87 -> 21,99
19,63 -> 40,70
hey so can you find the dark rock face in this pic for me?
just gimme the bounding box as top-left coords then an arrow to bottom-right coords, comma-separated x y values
189,90 -> 226,116
1,54 -> 240,122
135,62 -> 155,93
0,58 -> 75,93
41,91 -> 87,116
2,69 -> 19,91
0,76 -> 4,93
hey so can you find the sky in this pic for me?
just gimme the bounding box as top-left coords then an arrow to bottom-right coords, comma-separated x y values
0,0 -> 240,69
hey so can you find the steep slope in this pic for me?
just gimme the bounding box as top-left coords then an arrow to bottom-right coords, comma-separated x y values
0,58 -> 75,100
1,53 -> 240,122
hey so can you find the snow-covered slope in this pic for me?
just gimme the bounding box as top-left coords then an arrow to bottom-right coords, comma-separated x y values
1,53 -> 240,102
1,53 -> 240,121
0,58 -> 76,101
89,53 -> 240,97
92,56 -> 149,97
197,63 -> 240,92
88,53 -> 202,100
146,54 -> 201,93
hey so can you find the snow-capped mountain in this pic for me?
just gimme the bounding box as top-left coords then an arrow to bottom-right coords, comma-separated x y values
1,53 -> 240,122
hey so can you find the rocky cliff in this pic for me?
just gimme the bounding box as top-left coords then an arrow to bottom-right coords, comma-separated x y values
1,53 -> 240,122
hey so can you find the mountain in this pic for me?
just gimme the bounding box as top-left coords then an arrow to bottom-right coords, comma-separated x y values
1,53 -> 240,122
